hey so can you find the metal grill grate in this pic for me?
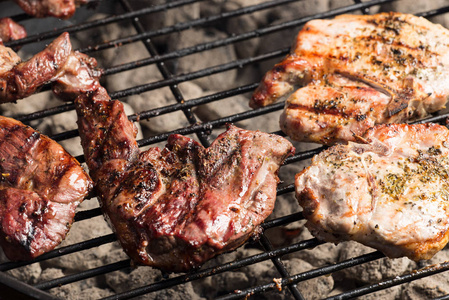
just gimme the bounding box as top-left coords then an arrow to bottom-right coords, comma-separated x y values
1,0 -> 449,299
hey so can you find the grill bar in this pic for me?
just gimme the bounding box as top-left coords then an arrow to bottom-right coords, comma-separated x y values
79,0 -> 317,54
14,0 -> 393,123
0,272 -> 59,300
258,235 -> 306,300
0,234 -> 117,272
4,0 -> 202,48
118,0 -> 210,146
100,238 -> 324,300
326,261 -> 449,300
33,260 -> 131,290
216,252 -> 386,300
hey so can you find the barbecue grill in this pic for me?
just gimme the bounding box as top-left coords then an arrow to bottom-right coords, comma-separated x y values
2,0 -> 449,299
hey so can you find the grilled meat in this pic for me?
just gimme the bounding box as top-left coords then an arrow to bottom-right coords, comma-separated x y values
13,0 -> 88,19
0,116 -> 92,260
52,49 -> 102,101
296,123 -> 449,260
0,32 -> 71,103
0,42 -> 21,77
251,12 -> 449,144
73,86 -> 294,272
0,18 -> 26,45
0,32 -> 101,103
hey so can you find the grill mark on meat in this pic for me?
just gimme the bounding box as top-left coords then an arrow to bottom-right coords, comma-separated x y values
285,87 -> 374,120
0,125 -> 41,186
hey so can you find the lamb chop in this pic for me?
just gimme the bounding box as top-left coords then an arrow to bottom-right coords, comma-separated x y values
45,32 -> 294,272
70,84 -> 294,272
296,123 -> 449,260
0,32 -> 101,103
251,12 -> 449,145
0,115 -> 93,260
0,18 -> 26,45
13,0 -> 89,19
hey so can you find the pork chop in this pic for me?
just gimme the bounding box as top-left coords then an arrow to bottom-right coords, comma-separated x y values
295,123 -> 449,260
251,12 -> 449,144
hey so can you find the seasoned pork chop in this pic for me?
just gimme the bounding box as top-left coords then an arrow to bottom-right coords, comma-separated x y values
251,12 -> 449,144
73,85 -> 294,272
295,123 -> 449,260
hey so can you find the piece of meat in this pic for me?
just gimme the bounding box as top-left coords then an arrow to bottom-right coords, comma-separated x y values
13,0 -> 88,19
52,50 -> 102,101
0,32 -> 102,103
0,18 -> 26,45
73,86 -> 294,272
0,43 -> 21,76
0,32 -> 71,103
295,123 -> 449,261
251,12 -> 449,144
0,115 -> 93,260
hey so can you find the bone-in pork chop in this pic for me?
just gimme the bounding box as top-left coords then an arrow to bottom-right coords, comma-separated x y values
295,123 -> 449,260
251,12 -> 449,144
13,0 -> 88,19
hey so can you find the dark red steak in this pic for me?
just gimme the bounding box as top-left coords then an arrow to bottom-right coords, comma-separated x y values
0,116 -> 93,260
0,18 -> 26,45
74,86 -> 294,272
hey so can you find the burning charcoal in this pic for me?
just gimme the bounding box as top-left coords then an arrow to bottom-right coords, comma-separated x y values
166,28 -> 238,91
338,241 -> 411,284
402,273 -> 449,299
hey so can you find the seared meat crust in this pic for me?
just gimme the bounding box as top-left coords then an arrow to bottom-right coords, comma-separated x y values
0,18 -> 26,45
251,12 -> 449,144
0,32 -> 101,103
296,123 -> 449,260
75,87 -> 294,272
0,116 -> 92,260
13,0 -> 88,19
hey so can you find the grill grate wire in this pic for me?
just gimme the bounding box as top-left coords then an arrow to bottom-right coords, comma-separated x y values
1,0 -> 449,299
